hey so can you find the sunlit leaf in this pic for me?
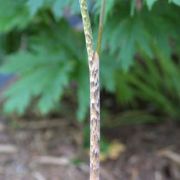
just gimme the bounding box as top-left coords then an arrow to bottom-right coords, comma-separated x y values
27,0 -> 44,16
145,0 -> 158,10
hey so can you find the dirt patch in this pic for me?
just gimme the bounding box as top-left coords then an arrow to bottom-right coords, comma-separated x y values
0,116 -> 180,180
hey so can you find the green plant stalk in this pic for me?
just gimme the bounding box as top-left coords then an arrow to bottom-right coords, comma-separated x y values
79,0 -> 94,59
79,0 -> 102,179
97,0 -> 106,55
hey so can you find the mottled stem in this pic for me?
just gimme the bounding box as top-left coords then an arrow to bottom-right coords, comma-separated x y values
89,52 -> 100,180
79,0 -> 100,180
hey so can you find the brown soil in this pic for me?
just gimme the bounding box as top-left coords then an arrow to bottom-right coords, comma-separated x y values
0,116 -> 180,180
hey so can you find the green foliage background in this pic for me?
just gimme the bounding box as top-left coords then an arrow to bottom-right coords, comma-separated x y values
0,0 -> 179,122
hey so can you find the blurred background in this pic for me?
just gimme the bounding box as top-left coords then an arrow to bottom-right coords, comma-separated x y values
0,0 -> 180,179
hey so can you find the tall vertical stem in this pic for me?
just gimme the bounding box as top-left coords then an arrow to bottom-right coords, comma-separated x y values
89,52 -> 100,180
79,0 -> 100,179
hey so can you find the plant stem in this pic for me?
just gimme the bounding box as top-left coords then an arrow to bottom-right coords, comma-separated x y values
97,0 -> 106,55
89,52 -> 100,180
79,0 -> 100,179
79,0 -> 94,59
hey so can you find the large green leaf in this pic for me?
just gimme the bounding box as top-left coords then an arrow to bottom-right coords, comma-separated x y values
1,49 -> 74,115
0,0 -> 30,32
52,0 -> 80,20
169,0 -> 180,6
0,0 -> 179,121
145,0 -> 158,10
27,0 -> 44,16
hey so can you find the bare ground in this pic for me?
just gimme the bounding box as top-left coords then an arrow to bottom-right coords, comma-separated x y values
0,115 -> 180,180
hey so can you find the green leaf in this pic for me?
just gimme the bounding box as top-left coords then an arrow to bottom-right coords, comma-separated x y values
101,54 -> 116,92
116,72 -> 135,104
38,61 -> 73,114
52,0 -> 80,20
130,0 -> 136,16
4,92 -> 31,115
27,0 -> 44,16
117,19 -> 137,70
1,48 -> 73,115
145,0 -> 157,10
0,0 -> 30,32
76,62 -> 89,122
52,0 -> 66,19
170,0 -> 180,6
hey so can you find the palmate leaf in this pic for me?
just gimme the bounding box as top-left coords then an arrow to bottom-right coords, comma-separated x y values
26,0 -> 81,20
115,72 -> 136,105
0,0 -> 179,121
101,54 -> 117,92
52,1 -> 68,19
130,0 -> 158,16
102,18 -> 136,71
0,0 -> 31,32
103,0 -> 179,71
103,16 -> 153,71
1,49 -> 74,115
145,0 -> 158,10
130,0 -> 138,16
52,0 -> 80,20
27,0 -> 44,16
37,63 -> 73,114
169,0 -> 180,6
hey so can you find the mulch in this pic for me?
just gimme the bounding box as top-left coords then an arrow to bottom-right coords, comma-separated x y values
0,116 -> 179,180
